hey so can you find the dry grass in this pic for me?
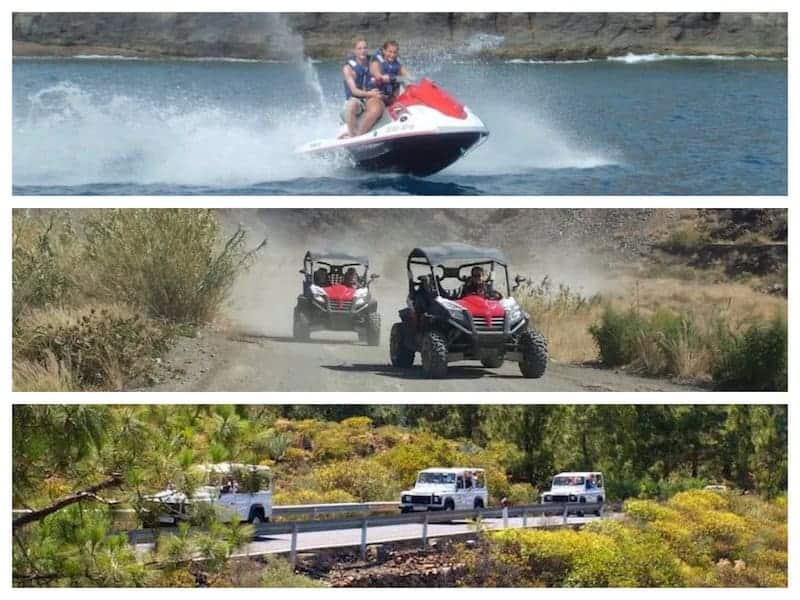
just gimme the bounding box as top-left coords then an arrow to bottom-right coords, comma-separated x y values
517,273 -> 787,381
13,352 -> 76,392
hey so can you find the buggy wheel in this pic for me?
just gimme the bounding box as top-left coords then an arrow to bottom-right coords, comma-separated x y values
366,312 -> 381,346
518,328 -> 548,378
421,331 -> 448,378
390,323 -> 415,367
293,308 -> 310,341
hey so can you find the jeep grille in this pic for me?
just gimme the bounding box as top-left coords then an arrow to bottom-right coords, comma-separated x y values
410,495 -> 432,505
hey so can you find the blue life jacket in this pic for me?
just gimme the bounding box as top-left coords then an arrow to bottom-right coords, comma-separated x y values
343,54 -> 373,99
373,48 -> 403,96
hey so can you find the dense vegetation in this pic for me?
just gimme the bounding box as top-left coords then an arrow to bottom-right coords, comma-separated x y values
515,276 -> 787,391
13,405 -> 787,586
12,209 -> 264,391
459,490 -> 786,587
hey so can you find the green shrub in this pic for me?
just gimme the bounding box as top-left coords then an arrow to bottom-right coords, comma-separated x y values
259,556 -> 324,587
12,211 -> 82,322
589,306 -> 648,367
82,209 -> 263,324
712,318 -> 787,391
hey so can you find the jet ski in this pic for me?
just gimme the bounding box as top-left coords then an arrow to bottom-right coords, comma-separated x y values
296,79 -> 489,177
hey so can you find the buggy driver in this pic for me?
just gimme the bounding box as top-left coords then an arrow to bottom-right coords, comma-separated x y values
461,266 -> 501,299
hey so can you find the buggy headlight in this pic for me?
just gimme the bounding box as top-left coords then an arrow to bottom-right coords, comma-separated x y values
313,292 -> 327,304
437,298 -> 467,322
508,306 -> 523,323
353,297 -> 366,307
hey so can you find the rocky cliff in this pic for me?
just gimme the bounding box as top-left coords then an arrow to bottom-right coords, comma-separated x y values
13,12 -> 787,61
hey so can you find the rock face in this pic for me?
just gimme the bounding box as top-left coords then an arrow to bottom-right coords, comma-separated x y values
12,12 -> 787,60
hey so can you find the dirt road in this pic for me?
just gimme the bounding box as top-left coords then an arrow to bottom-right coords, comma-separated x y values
149,326 -> 698,392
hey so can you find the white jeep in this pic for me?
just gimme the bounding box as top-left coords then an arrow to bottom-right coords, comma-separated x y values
144,463 -> 272,525
399,468 -> 488,512
541,471 -> 604,516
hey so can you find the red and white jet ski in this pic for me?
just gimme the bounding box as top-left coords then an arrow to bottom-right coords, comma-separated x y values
296,79 -> 489,177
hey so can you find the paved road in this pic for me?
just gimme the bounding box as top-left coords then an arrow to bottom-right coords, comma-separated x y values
134,514 -> 607,557
239,514 -> 601,556
150,328 -> 697,392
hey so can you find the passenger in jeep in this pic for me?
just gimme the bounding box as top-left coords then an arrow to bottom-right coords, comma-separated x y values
461,266 -> 501,299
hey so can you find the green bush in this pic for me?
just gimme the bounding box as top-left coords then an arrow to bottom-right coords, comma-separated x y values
259,556 -> 324,587
712,318 -> 787,391
12,211 -> 81,321
589,306 -> 647,367
82,209 -> 263,324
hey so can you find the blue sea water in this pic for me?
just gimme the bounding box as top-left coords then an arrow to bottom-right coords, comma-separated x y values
12,55 -> 787,195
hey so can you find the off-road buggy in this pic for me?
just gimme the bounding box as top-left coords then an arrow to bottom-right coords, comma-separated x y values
389,243 -> 547,378
293,250 -> 381,345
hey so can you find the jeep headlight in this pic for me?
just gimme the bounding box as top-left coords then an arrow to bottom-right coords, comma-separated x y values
569,494 -> 577,502
431,494 -> 441,504
543,495 -> 552,502
402,495 -> 410,503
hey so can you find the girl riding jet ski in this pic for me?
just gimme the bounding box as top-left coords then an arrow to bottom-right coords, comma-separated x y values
297,39 -> 489,177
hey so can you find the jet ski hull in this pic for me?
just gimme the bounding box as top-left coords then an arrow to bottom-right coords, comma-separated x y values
345,130 -> 486,176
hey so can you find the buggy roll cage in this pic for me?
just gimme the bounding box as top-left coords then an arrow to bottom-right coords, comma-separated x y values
301,250 -> 373,287
406,245 -> 511,298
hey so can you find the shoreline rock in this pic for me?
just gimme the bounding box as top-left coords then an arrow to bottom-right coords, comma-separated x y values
13,13 -> 787,62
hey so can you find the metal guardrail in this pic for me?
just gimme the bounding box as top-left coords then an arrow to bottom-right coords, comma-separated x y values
272,501 -> 397,517
128,501 -> 605,564
12,501 -> 397,518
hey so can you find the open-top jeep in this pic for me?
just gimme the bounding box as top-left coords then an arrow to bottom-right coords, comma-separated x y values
399,467 -> 488,512
143,463 -> 272,525
541,471 -> 604,516
389,243 -> 547,378
293,250 -> 380,345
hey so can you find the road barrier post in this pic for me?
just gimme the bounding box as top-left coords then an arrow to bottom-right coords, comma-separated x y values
360,518 -> 368,561
290,523 -> 299,568
562,504 -> 568,525
421,513 -> 429,549
522,508 -> 528,528
502,506 -> 509,529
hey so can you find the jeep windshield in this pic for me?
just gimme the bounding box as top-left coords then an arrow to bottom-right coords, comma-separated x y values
553,476 -> 585,486
417,472 -> 456,484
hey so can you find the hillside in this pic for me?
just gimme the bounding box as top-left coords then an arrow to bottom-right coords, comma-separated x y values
13,13 -> 788,61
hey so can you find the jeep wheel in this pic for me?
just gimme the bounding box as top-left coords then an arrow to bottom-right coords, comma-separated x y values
474,498 -> 485,509
595,498 -> 604,516
293,308 -> 310,341
400,506 -> 412,514
421,331 -> 448,378
444,499 -> 455,511
366,312 -> 381,346
480,350 -> 504,369
518,328 -> 548,378
390,323 -> 415,367
248,508 -> 266,524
